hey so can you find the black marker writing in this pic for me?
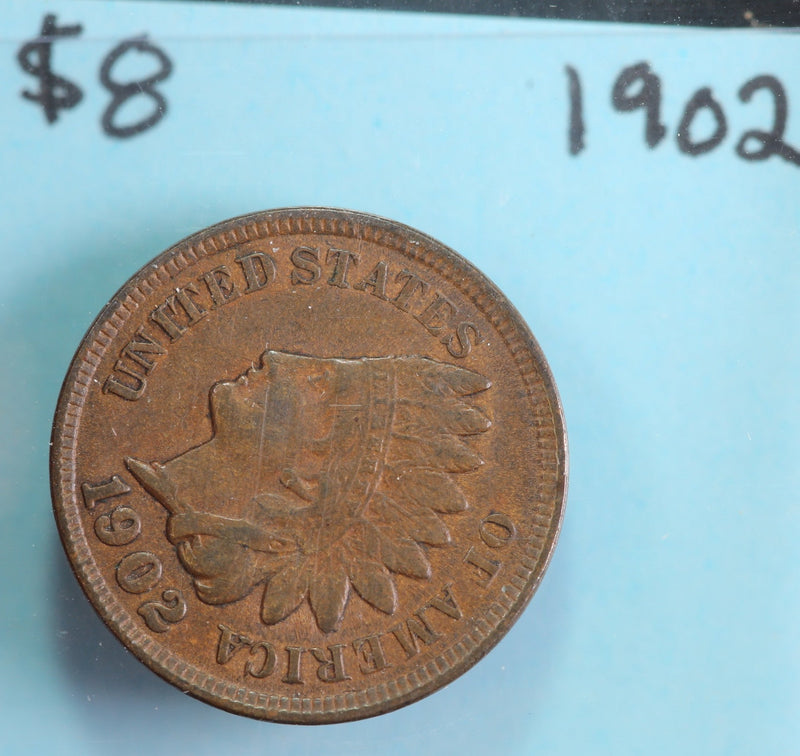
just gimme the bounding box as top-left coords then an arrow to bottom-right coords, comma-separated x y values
565,65 -> 585,155
17,14 -> 83,124
16,15 -> 173,140
736,75 -> 800,166
611,62 -> 667,148
568,60 -> 799,168
100,38 -> 173,139
676,87 -> 727,156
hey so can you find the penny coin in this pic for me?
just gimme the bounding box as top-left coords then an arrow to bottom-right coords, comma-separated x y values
51,208 -> 567,723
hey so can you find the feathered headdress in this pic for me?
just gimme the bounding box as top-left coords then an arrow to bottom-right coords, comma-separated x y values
257,353 -> 492,632
128,351 -> 492,633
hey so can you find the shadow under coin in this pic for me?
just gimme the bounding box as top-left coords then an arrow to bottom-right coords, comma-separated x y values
50,534 -> 195,713
32,237 -> 248,741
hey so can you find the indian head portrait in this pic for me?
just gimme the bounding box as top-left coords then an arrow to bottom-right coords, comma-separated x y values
125,349 -> 492,634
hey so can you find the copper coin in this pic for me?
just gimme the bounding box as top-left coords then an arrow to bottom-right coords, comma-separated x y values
51,208 -> 567,723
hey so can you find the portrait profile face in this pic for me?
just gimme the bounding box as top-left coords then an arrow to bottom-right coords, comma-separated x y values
133,349 -> 384,527
209,353 -> 275,437
126,349 -> 492,632
207,351 -> 343,503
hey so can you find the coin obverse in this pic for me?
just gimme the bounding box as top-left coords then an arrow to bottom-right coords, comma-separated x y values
51,208 -> 567,723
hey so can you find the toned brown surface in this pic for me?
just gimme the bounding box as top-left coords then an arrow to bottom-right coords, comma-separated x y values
51,208 -> 567,723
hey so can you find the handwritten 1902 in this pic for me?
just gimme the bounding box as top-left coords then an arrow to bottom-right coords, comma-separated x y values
566,62 -> 800,166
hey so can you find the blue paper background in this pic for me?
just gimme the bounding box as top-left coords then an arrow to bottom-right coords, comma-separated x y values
1,1 -> 798,753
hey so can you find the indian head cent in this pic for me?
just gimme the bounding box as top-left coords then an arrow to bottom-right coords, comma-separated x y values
51,208 -> 567,723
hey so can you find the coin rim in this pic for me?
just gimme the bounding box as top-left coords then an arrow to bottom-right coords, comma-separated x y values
51,207 -> 568,724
